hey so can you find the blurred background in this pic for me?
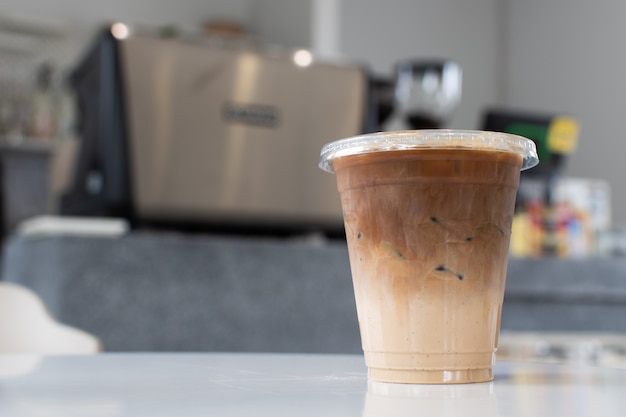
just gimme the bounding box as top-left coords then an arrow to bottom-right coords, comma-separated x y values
0,0 -> 622,253
1,0 -> 626,362
0,0 -> 620,242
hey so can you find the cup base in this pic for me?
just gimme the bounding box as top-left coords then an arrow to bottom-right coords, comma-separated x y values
368,367 -> 493,384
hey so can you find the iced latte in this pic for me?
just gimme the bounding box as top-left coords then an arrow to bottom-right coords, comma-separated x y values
319,130 -> 538,384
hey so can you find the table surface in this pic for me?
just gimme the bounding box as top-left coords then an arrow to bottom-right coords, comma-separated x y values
1,353 -> 625,417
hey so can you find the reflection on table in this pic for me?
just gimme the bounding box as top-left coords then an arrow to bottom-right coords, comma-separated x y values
498,331 -> 626,367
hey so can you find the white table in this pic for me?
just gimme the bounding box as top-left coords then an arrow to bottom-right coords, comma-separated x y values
0,353 -> 625,416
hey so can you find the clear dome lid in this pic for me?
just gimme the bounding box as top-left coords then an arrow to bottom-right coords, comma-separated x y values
319,129 -> 539,173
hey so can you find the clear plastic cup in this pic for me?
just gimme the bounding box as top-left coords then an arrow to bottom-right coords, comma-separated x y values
319,130 -> 538,384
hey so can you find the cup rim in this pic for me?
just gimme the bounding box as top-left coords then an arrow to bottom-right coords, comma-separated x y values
318,129 -> 539,173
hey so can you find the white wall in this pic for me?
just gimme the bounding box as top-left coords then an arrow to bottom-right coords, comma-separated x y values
0,0 -> 249,27
248,0 -> 312,48
504,0 -> 626,222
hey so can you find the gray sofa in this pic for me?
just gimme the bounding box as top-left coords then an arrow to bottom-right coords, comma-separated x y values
3,231 -> 626,353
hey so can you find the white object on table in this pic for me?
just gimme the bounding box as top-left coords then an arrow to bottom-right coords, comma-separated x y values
0,353 -> 624,416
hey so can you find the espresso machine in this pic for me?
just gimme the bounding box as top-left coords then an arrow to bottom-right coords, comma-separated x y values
62,29 -> 376,234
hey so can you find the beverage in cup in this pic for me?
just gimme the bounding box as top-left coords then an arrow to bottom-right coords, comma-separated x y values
319,130 -> 538,384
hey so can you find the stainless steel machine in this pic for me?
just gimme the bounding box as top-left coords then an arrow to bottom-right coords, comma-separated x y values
63,29 -> 374,233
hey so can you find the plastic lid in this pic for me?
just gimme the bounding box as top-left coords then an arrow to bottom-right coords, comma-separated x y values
319,130 -> 539,173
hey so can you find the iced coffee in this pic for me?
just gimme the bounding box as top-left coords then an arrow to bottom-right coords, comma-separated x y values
319,130 -> 538,384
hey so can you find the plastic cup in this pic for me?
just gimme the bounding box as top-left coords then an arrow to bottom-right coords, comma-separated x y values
319,130 -> 538,384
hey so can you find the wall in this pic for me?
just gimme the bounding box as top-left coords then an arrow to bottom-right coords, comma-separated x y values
0,0 -> 249,27
504,0 -> 626,223
248,0 -> 312,48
